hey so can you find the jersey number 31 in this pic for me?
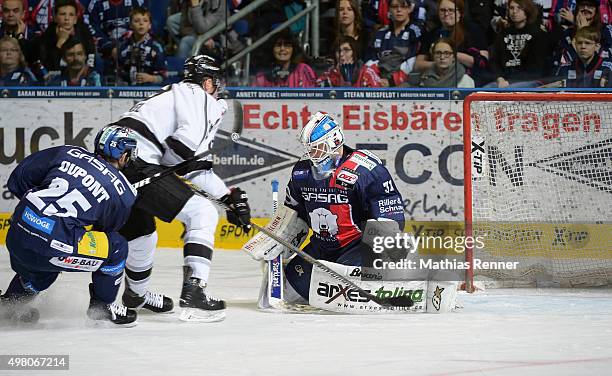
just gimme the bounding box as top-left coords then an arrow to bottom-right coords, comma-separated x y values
383,180 -> 395,193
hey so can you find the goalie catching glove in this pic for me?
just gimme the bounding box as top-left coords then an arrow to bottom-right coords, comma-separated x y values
221,187 -> 251,231
242,205 -> 309,261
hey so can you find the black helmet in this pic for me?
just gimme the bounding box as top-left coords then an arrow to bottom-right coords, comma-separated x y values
184,54 -> 222,85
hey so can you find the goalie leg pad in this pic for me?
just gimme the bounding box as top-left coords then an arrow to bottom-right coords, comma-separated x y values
426,281 -> 458,313
283,276 -> 308,305
308,261 -> 428,314
242,205 -> 309,261
284,254 -> 314,301
284,242 -> 363,303
257,256 -> 285,309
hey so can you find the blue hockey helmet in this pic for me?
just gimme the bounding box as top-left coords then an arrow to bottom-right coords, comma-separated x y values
94,125 -> 138,162
299,112 -> 345,164
299,112 -> 345,178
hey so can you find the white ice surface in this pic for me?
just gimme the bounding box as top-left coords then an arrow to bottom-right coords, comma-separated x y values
1,247 -> 612,376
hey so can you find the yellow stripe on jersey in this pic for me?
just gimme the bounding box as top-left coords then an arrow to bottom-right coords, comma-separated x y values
77,231 -> 109,259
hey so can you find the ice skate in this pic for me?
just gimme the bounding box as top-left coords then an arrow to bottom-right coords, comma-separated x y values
179,274 -> 226,323
122,286 -> 174,313
87,285 -> 137,327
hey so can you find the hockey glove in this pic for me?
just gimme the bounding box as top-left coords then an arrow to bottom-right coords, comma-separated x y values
221,187 -> 251,232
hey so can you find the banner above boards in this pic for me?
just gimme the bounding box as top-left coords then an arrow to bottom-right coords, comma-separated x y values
0,87 -> 465,100
2,88 -> 609,100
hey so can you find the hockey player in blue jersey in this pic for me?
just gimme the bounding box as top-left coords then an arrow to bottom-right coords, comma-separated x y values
243,112 -> 406,306
0,125 -> 139,326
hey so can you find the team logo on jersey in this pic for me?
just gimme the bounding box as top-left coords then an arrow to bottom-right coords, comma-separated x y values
336,169 -> 358,189
431,285 -> 444,311
309,208 -> 339,238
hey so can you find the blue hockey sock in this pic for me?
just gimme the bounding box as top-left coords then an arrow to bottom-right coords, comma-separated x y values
91,271 -> 123,304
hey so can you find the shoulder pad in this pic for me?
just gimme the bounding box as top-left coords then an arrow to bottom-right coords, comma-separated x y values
180,81 -> 202,91
292,160 -> 311,178
292,167 -> 310,180
217,98 -> 228,114
347,151 -> 379,171
357,149 -> 383,164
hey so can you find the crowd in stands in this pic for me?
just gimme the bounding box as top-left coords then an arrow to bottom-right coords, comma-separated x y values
0,0 -> 611,88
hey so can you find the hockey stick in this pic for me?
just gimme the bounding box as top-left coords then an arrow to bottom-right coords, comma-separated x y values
267,180 -> 284,307
256,180 -> 284,309
183,182 -> 414,309
132,100 -> 244,190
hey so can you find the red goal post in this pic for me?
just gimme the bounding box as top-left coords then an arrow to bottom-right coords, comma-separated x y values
463,92 -> 612,292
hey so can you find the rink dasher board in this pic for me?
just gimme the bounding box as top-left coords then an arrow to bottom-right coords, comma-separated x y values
3,88 -> 610,251
0,91 -> 468,225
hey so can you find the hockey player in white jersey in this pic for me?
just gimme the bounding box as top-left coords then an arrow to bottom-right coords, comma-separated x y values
112,55 -> 251,322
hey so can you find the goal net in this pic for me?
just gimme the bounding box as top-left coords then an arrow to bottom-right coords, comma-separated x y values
463,92 -> 612,289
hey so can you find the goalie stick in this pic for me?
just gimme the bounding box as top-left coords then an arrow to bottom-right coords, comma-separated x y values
183,182 -> 414,309
132,100 -> 244,190
268,179 -> 284,307
257,180 -> 284,309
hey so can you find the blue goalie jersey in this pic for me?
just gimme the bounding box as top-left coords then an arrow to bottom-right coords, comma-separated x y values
7,146 -> 136,257
284,147 -> 405,256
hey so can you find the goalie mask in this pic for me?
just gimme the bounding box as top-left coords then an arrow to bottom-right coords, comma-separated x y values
299,112 -> 345,179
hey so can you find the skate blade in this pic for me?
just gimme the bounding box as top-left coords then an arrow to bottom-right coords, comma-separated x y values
179,308 -> 226,323
85,318 -> 138,328
139,307 -> 175,314
124,303 -> 175,314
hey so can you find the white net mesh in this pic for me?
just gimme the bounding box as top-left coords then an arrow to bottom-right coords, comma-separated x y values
466,93 -> 612,287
